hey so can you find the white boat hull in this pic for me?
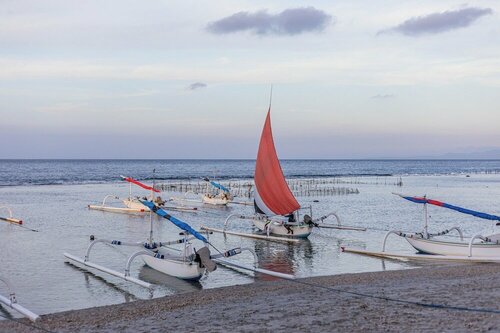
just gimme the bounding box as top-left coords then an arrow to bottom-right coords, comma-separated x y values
202,195 -> 231,206
253,220 -> 312,238
88,205 -> 147,213
123,199 -> 150,211
406,237 -> 500,257
342,247 -> 500,263
142,255 -> 204,280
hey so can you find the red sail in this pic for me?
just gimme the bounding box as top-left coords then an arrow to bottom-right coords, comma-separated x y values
254,109 -> 300,216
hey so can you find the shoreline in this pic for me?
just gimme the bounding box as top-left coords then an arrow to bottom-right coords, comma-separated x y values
2,264 -> 499,332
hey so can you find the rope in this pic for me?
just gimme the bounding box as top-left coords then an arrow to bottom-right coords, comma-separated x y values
0,312 -> 57,333
207,242 -> 226,257
204,234 -> 500,314
0,221 -> 39,232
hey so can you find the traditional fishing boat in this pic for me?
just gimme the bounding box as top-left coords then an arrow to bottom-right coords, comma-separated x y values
0,275 -> 39,321
65,179 -> 292,287
201,177 -> 233,205
170,177 -> 234,207
203,97 -> 365,241
88,176 -> 197,214
343,193 -> 500,262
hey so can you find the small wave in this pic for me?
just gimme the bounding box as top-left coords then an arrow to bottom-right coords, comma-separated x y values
0,160 -> 499,187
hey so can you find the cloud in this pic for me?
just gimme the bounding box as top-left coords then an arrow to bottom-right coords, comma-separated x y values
371,94 -> 395,99
380,7 -> 493,36
206,7 -> 332,36
187,82 -> 207,90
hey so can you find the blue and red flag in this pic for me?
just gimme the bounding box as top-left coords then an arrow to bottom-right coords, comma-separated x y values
121,175 -> 160,193
203,177 -> 230,193
140,200 -> 208,243
394,193 -> 500,221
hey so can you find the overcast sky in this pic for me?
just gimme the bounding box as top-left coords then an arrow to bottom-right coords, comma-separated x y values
0,0 -> 499,159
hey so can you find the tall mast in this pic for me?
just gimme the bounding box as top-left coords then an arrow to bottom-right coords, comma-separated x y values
149,169 -> 156,245
423,195 -> 428,238
268,85 -> 273,110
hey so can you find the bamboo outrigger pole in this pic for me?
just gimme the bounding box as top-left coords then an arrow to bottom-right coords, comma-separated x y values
0,276 -> 39,322
0,206 -> 22,225
201,226 -> 300,243
0,206 -> 38,232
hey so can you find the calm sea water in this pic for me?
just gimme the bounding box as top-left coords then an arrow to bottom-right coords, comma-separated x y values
0,160 -> 500,319
0,159 -> 500,186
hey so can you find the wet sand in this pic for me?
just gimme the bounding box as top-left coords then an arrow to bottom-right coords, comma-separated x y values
1,264 -> 499,333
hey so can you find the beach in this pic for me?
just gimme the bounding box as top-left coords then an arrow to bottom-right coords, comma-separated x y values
1,263 -> 499,332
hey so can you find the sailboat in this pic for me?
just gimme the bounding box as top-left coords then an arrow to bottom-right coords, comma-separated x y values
203,97 -> 365,241
201,177 -> 233,206
88,176 -> 197,214
65,177 -> 292,287
169,177 -> 234,207
343,193 -> 500,262
251,110 -> 312,238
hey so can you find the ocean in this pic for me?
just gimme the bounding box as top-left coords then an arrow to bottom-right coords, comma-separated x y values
1,159 -> 500,186
0,159 -> 499,318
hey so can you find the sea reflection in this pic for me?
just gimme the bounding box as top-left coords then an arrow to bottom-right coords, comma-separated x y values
138,265 -> 202,294
253,239 -> 314,281
64,261 -> 140,303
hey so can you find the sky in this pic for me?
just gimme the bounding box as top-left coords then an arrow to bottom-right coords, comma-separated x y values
0,0 -> 499,159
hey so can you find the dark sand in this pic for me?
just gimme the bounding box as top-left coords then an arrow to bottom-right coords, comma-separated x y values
1,264 -> 499,333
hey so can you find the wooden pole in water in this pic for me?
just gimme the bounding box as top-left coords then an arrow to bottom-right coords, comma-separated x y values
0,216 -> 23,225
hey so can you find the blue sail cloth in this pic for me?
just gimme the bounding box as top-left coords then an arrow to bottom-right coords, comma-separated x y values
140,200 -> 208,242
210,181 -> 230,193
400,195 -> 500,221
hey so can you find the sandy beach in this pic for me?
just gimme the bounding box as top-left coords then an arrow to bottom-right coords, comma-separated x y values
1,263 -> 499,333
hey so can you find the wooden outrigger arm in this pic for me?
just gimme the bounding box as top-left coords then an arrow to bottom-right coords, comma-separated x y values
65,234 -> 294,290
64,237 -> 178,289
313,212 -> 366,231
204,212 -> 365,244
0,206 -> 22,225
201,214 -> 300,243
0,276 -> 39,322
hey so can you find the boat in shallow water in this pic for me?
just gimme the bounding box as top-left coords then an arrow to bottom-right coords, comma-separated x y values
88,176 -> 197,214
210,93 -> 365,242
344,193 -> 500,262
201,177 -> 233,206
251,109 -> 312,238
66,176 -> 292,287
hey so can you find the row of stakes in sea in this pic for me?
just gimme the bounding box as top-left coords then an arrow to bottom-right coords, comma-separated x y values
155,176 -> 404,198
